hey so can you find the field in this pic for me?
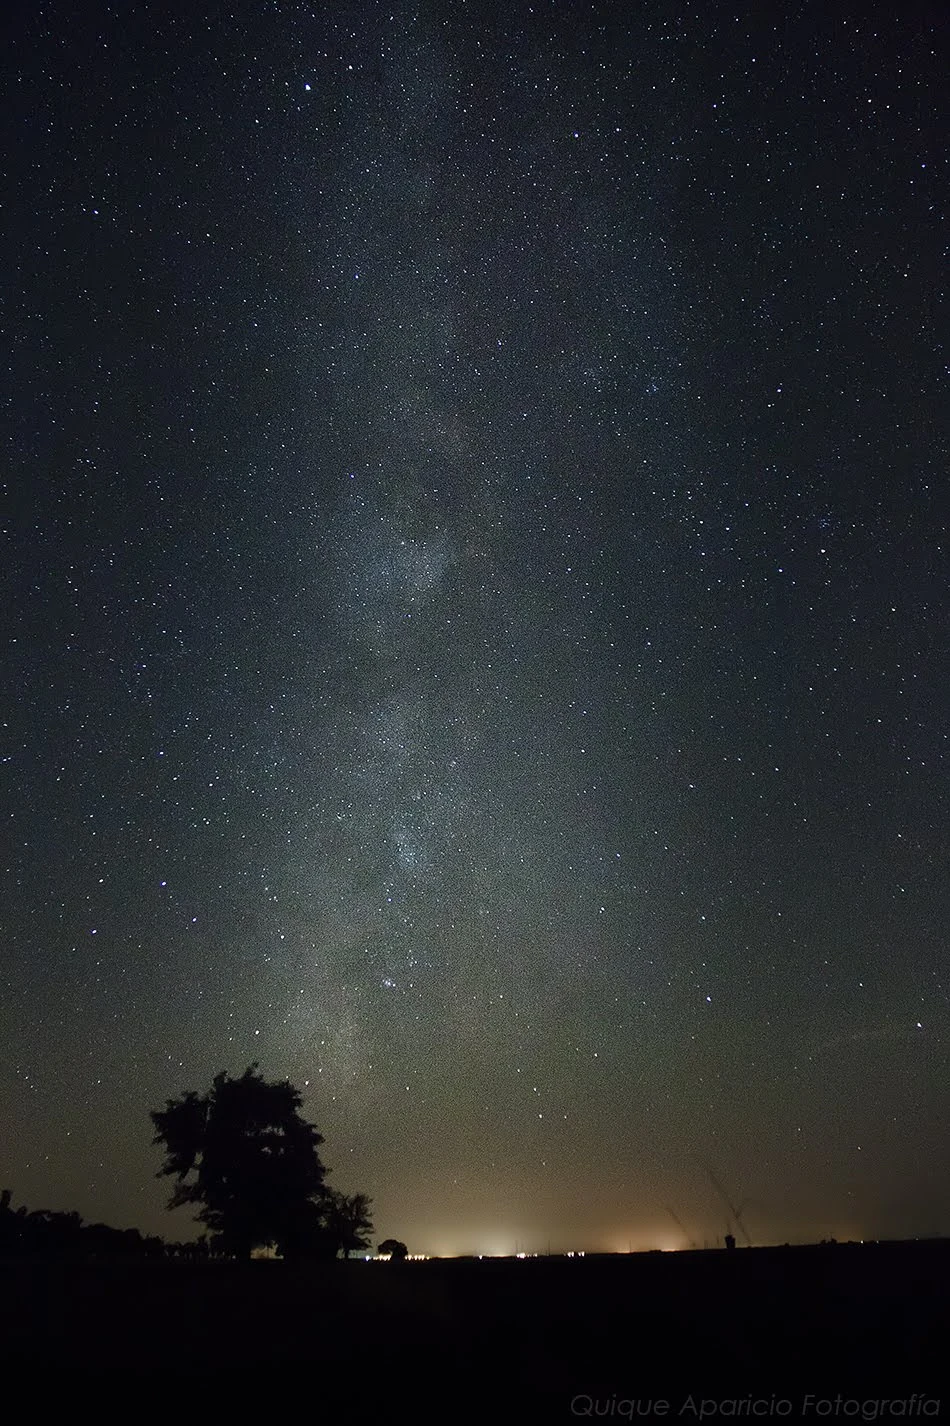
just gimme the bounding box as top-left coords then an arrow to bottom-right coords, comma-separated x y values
2,1240 -> 947,1418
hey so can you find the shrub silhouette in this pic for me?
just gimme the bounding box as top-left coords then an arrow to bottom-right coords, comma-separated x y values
377,1238 -> 409,1260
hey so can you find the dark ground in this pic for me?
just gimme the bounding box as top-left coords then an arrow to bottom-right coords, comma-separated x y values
2,1241 -> 947,1419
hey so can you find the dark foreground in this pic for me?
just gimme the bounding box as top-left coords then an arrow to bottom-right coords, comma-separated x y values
2,1241 -> 948,1419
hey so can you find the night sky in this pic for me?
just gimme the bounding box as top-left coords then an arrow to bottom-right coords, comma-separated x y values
4,0 -> 946,1257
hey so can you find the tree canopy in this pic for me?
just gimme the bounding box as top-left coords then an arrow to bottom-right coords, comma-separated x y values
151,1064 -> 358,1258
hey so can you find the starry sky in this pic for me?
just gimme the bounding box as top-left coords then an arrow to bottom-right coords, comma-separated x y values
3,0 -> 946,1256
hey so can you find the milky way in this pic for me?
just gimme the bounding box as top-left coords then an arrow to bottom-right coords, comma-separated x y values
4,1 -> 946,1255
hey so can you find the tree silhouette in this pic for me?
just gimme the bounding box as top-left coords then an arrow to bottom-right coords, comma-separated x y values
151,1064 -> 329,1258
325,1189 -> 374,1258
377,1238 -> 409,1260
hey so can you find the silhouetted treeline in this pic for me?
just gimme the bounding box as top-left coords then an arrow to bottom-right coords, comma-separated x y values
0,1188 -> 165,1260
3,1066 -> 383,1265
0,1187 -> 376,1263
